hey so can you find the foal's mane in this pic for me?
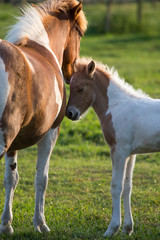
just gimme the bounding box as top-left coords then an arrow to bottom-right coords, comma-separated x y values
76,58 -> 149,99
6,0 -> 87,46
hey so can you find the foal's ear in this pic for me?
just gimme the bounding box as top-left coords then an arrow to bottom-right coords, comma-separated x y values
87,61 -> 95,77
70,1 -> 83,21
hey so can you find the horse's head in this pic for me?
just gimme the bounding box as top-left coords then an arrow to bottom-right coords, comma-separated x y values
66,60 -> 96,120
62,1 -> 87,84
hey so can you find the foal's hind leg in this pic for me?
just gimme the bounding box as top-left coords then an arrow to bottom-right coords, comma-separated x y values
0,151 -> 18,234
33,127 -> 59,233
122,155 -> 136,235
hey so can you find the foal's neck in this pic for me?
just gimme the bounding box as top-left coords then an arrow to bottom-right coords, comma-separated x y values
92,69 -> 110,119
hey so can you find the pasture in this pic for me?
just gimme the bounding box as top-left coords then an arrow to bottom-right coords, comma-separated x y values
0,2 -> 160,240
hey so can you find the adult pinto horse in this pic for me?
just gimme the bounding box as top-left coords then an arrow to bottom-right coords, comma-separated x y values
0,0 -> 87,234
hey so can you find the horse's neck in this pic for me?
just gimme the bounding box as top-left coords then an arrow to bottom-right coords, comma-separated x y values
44,16 -> 69,66
92,71 -> 110,119
92,70 -> 133,119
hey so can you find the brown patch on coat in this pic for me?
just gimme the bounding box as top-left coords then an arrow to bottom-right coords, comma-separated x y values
10,163 -> 17,171
7,150 -> 17,158
92,69 -> 116,151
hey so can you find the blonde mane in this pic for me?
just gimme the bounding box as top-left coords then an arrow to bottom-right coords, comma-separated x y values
76,57 -> 149,99
6,0 -> 87,46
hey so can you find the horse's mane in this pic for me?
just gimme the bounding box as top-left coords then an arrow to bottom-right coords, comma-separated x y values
76,57 -> 149,99
6,0 -> 87,45
39,0 -> 87,32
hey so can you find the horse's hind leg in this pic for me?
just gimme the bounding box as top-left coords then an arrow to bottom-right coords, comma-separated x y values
0,151 -> 18,234
33,127 -> 60,233
122,155 -> 136,235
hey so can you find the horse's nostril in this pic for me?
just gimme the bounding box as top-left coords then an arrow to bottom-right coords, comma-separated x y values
68,111 -> 73,118
66,108 -> 79,121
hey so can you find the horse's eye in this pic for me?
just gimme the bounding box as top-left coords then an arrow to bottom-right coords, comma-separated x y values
78,87 -> 85,93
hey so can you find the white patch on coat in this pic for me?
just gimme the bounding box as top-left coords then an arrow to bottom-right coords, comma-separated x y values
0,58 -> 10,154
106,70 -> 160,156
50,49 -> 63,79
54,77 -> 62,118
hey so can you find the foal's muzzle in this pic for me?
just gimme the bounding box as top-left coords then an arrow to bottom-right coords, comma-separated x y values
66,106 -> 80,121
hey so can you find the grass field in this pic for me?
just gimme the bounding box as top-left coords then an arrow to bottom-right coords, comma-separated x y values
0,3 -> 160,240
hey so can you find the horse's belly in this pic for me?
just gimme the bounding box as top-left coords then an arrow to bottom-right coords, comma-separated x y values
9,104 -> 61,150
9,131 -> 45,150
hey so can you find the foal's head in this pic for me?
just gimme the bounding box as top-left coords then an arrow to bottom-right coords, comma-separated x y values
66,60 -> 96,120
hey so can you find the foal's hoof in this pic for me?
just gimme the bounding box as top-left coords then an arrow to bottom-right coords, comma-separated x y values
103,224 -> 120,237
122,224 -> 133,235
0,223 -> 14,234
35,224 -> 50,233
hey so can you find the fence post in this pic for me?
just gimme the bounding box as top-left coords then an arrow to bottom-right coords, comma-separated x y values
137,0 -> 142,25
105,0 -> 113,32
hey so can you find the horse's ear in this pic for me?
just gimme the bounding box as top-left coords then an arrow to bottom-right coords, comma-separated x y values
87,61 -> 95,77
70,1 -> 83,21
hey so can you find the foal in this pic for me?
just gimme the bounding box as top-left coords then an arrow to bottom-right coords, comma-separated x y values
66,59 -> 160,237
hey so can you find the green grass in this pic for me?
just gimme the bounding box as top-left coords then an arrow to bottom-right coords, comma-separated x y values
0,2 -> 160,240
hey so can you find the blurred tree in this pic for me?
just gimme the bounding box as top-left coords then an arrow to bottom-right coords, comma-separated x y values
105,0 -> 113,32
137,0 -> 142,25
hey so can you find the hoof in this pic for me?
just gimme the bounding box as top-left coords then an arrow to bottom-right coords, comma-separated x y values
103,224 -> 120,237
35,224 -> 50,233
103,230 -> 113,238
122,224 -> 133,235
0,223 -> 14,234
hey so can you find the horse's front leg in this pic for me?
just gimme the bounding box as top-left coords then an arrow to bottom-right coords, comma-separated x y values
104,150 -> 128,237
0,151 -> 19,234
33,127 -> 59,233
122,155 -> 136,235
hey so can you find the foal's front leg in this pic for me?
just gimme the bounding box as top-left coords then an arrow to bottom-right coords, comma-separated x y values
0,151 -> 19,234
122,155 -> 136,235
104,151 -> 128,237
33,127 -> 59,233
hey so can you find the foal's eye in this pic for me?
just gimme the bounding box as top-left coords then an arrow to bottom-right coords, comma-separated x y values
78,87 -> 85,93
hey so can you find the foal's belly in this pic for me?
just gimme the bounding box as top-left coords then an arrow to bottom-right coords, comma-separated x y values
131,132 -> 160,154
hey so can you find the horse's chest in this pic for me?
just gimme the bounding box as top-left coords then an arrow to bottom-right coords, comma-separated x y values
101,113 -> 116,148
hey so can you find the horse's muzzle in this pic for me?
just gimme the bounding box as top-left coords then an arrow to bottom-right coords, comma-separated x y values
66,106 -> 80,121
